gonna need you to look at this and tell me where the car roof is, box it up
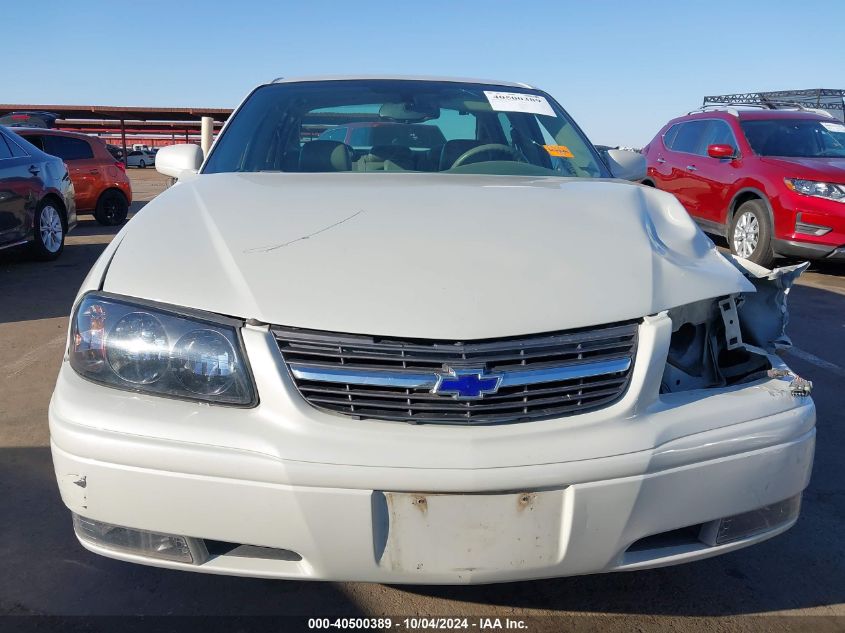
[733,109,835,121]
[679,109,833,123]
[269,75,535,89]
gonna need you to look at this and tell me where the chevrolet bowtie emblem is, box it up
[432,367,503,399]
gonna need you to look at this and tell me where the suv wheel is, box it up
[95,190,129,225]
[729,200,775,268]
[30,200,65,260]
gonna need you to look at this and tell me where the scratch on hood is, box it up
[244,210,364,254]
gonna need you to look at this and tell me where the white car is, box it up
[126,149,155,168]
[50,76,815,584]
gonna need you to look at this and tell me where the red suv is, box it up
[643,109,845,266]
[13,129,132,225]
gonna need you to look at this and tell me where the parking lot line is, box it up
[785,347,845,380]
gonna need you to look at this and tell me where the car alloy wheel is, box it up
[733,211,759,258]
[40,205,64,253]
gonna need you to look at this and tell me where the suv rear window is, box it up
[19,134,45,151]
[44,135,94,160]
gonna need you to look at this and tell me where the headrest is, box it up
[368,145,414,169]
[439,139,483,170]
[299,140,352,172]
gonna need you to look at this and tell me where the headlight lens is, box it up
[784,178,845,202]
[106,312,170,384]
[172,329,238,395]
[70,293,255,406]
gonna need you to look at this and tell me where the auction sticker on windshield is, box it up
[544,144,574,158]
[484,91,556,116]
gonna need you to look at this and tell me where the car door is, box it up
[663,120,710,218]
[685,119,742,227]
[649,123,679,189]
[0,131,38,246]
[44,135,97,210]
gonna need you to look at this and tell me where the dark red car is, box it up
[13,129,132,225]
[643,109,845,266]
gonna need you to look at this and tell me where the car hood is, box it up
[760,155,845,179]
[103,173,752,339]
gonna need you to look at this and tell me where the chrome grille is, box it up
[273,321,639,425]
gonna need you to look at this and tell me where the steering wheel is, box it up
[451,143,519,168]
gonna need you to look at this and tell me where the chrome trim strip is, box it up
[289,364,437,388]
[499,357,631,386]
[289,357,631,390]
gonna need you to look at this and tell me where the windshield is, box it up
[203,80,607,178]
[741,118,845,158]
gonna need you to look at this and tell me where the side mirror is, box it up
[605,148,646,181]
[707,144,736,159]
[155,144,204,179]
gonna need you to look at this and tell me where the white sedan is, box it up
[50,76,815,584]
[125,149,155,168]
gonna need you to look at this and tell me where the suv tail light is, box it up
[114,161,126,172]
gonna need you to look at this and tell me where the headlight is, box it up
[70,293,256,406]
[784,178,845,202]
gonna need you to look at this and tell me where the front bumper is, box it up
[49,315,816,584]
[773,190,845,259]
[774,239,845,261]
[52,427,814,584]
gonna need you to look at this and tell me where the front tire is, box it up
[94,190,129,225]
[30,200,65,261]
[139,160,146,169]
[730,200,775,268]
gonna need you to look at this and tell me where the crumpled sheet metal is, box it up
[725,255,810,353]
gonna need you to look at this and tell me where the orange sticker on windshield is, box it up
[544,145,574,158]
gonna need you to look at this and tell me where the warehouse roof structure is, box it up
[0,103,235,156]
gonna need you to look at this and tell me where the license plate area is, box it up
[375,489,566,574]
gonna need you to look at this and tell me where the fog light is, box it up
[72,514,199,563]
[795,213,832,236]
[700,495,802,546]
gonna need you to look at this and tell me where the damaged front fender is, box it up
[661,256,810,394]
[725,256,810,353]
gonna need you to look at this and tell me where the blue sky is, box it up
[6,0,844,147]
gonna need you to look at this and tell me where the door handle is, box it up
[28,165,40,175]
[88,169,99,174]
[656,157,666,164]
[686,164,697,171]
